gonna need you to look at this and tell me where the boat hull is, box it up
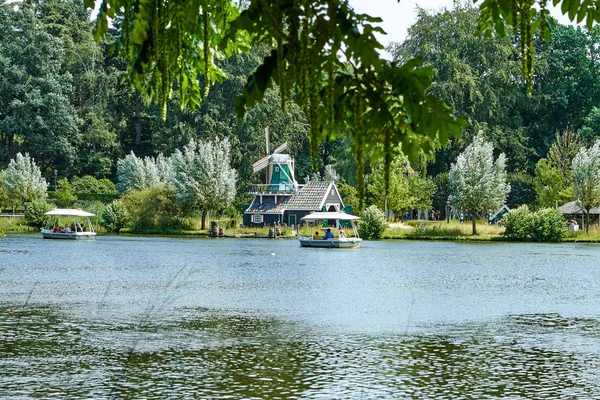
[41,230,96,240]
[298,236,362,248]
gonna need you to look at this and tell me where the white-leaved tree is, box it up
[305,164,339,183]
[449,134,510,235]
[571,139,600,232]
[170,138,236,229]
[116,151,173,194]
[1,153,47,208]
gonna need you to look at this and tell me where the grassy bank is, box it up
[563,225,600,242]
[382,219,600,242]
[0,216,36,234]
[382,220,505,241]
[6,216,600,243]
[117,226,296,238]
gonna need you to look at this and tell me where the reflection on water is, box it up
[1,235,600,398]
[1,306,599,398]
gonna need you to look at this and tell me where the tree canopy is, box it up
[449,134,510,234]
[572,139,600,232]
[89,0,471,207]
[1,153,48,207]
[3,0,600,219]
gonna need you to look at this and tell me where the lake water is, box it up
[1,234,599,398]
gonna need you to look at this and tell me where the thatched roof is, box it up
[558,201,600,215]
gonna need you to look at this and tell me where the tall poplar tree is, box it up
[450,134,510,235]
[1,153,48,208]
[572,140,600,232]
[170,138,236,229]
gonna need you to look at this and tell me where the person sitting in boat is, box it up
[53,226,59,233]
[314,231,321,239]
[338,229,346,238]
[324,228,334,239]
[64,226,71,233]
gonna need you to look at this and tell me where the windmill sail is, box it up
[252,155,270,173]
[272,142,287,154]
[265,126,269,155]
[251,127,294,187]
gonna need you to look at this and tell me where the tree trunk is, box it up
[586,208,590,233]
[7,133,14,162]
[135,92,141,145]
[201,210,208,230]
[472,215,477,235]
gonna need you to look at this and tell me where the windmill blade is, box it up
[265,126,270,155]
[252,155,270,173]
[272,142,287,154]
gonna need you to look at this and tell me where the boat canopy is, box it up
[300,211,360,221]
[45,208,95,217]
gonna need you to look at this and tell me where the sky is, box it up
[349,0,576,51]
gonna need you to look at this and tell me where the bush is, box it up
[77,193,119,203]
[121,187,182,232]
[97,178,117,194]
[503,205,566,242]
[357,205,387,239]
[0,178,10,209]
[55,178,77,207]
[530,208,566,242]
[502,205,533,241]
[24,200,53,228]
[101,200,128,233]
[71,175,99,194]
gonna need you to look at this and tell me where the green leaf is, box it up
[577,4,587,24]
[568,0,580,21]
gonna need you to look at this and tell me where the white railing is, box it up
[249,184,302,195]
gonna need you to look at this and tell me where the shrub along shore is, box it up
[381,220,600,243]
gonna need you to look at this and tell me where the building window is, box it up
[253,214,261,224]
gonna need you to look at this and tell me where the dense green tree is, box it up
[368,154,434,219]
[547,129,583,183]
[1,0,600,219]
[524,25,600,158]
[0,3,80,172]
[506,173,536,206]
[534,159,573,209]
[432,172,451,216]
[91,0,469,207]
[121,186,181,232]
[368,156,409,218]
[389,5,528,174]
[0,176,9,209]
[55,178,78,207]
[337,181,359,214]
[70,175,116,194]
[90,0,600,189]
[579,108,600,145]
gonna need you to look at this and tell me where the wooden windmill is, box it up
[252,127,297,190]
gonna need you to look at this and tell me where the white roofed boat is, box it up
[298,211,362,249]
[40,208,97,240]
